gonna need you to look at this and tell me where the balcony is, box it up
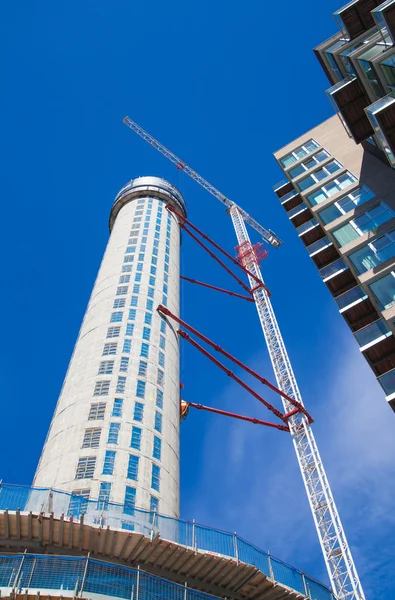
[308,236,333,257]
[327,76,374,143]
[365,92,395,167]
[320,257,349,280]
[372,0,395,45]
[280,189,299,204]
[334,0,383,40]
[320,257,359,295]
[335,285,368,311]
[288,202,309,220]
[296,217,319,236]
[378,368,395,407]
[282,191,303,212]
[273,179,294,198]
[354,318,392,350]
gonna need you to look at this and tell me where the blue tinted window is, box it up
[136,380,146,399]
[103,451,116,475]
[131,427,142,450]
[124,486,136,516]
[134,402,144,422]
[112,398,123,417]
[108,423,120,444]
[141,343,149,358]
[127,455,139,480]
[151,464,160,491]
[123,339,131,353]
[153,436,161,460]
[154,411,162,433]
[156,389,163,409]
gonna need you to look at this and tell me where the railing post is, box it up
[233,533,239,563]
[192,519,196,551]
[267,551,274,580]
[136,565,140,600]
[184,581,188,600]
[13,549,26,590]
[79,553,90,598]
[301,573,309,597]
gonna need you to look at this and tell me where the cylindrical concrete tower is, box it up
[34,177,186,518]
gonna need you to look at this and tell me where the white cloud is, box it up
[182,331,395,597]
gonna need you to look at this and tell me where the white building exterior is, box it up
[34,177,186,518]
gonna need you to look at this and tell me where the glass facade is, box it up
[318,186,375,224]
[280,139,319,168]
[369,271,395,309]
[332,203,395,246]
[307,173,357,205]
[349,229,395,273]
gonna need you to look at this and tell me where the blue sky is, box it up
[1,0,394,597]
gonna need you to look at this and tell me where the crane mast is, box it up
[123,117,366,600]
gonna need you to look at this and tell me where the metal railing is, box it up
[335,286,368,311]
[354,318,391,348]
[0,483,333,600]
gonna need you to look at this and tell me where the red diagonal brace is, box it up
[167,204,271,297]
[181,276,254,302]
[158,305,313,424]
[186,401,290,432]
[178,329,286,422]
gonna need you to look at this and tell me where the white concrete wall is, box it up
[34,178,183,518]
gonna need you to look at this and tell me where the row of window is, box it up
[68,486,159,522]
[83,413,163,450]
[75,454,161,491]
[88,389,164,422]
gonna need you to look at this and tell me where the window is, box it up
[296,160,342,191]
[98,360,114,375]
[153,436,161,460]
[332,203,395,247]
[143,327,151,341]
[157,369,164,387]
[103,343,117,356]
[165,254,169,264]
[116,376,126,394]
[137,263,143,272]
[130,296,138,307]
[119,275,130,284]
[307,173,357,206]
[349,230,395,274]
[154,411,162,433]
[144,313,152,325]
[75,457,96,480]
[108,422,121,444]
[113,299,125,309]
[133,217,142,223]
[131,426,142,450]
[138,253,145,261]
[136,380,146,398]
[68,490,90,517]
[370,271,395,310]
[156,389,163,409]
[150,266,157,275]
[97,482,111,510]
[122,265,132,273]
[102,450,116,475]
[148,287,155,298]
[159,335,166,350]
[127,455,139,480]
[124,255,134,263]
[149,276,155,286]
[162,295,167,307]
[112,398,123,417]
[153,240,159,248]
[160,320,166,334]
[140,343,149,358]
[129,309,136,321]
[126,323,134,336]
[150,496,159,514]
[318,186,375,224]
[151,257,157,266]
[164,273,168,284]
[158,351,165,367]
[125,246,136,254]
[135,273,142,282]
[110,311,123,323]
[153,247,158,256]
[116,286,128,295]
[134,401,144,422]
[280,139,320,168]
[151,464,160,491]
[164,263,169,273]
[107,327,120,338]
[288,150,330,178]
[82,427,101,448]
[138,360,147,376]
[93,380,110,396]
[146,299,153,311]
[124,486,136,516]
[133,284,140,293]
[119,357,129,372]
[131,224,139,230]
[163,284,168,295]
[123,339,131,353]
[89,402,106,420]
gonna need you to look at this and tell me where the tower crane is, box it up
[123,117,366,600]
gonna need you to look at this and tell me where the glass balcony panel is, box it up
[273,178,289,192]
[369,271,395,310]
[354,318,391,348]
[319,258,348,280]
[296,218,319,236]
[378,368,395,396]
[288,203,308,219]
[335,286,368,310]
[318,204,342,225]
[308,237,332,256]
[365,92,395,167]
[280,189,299,204]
